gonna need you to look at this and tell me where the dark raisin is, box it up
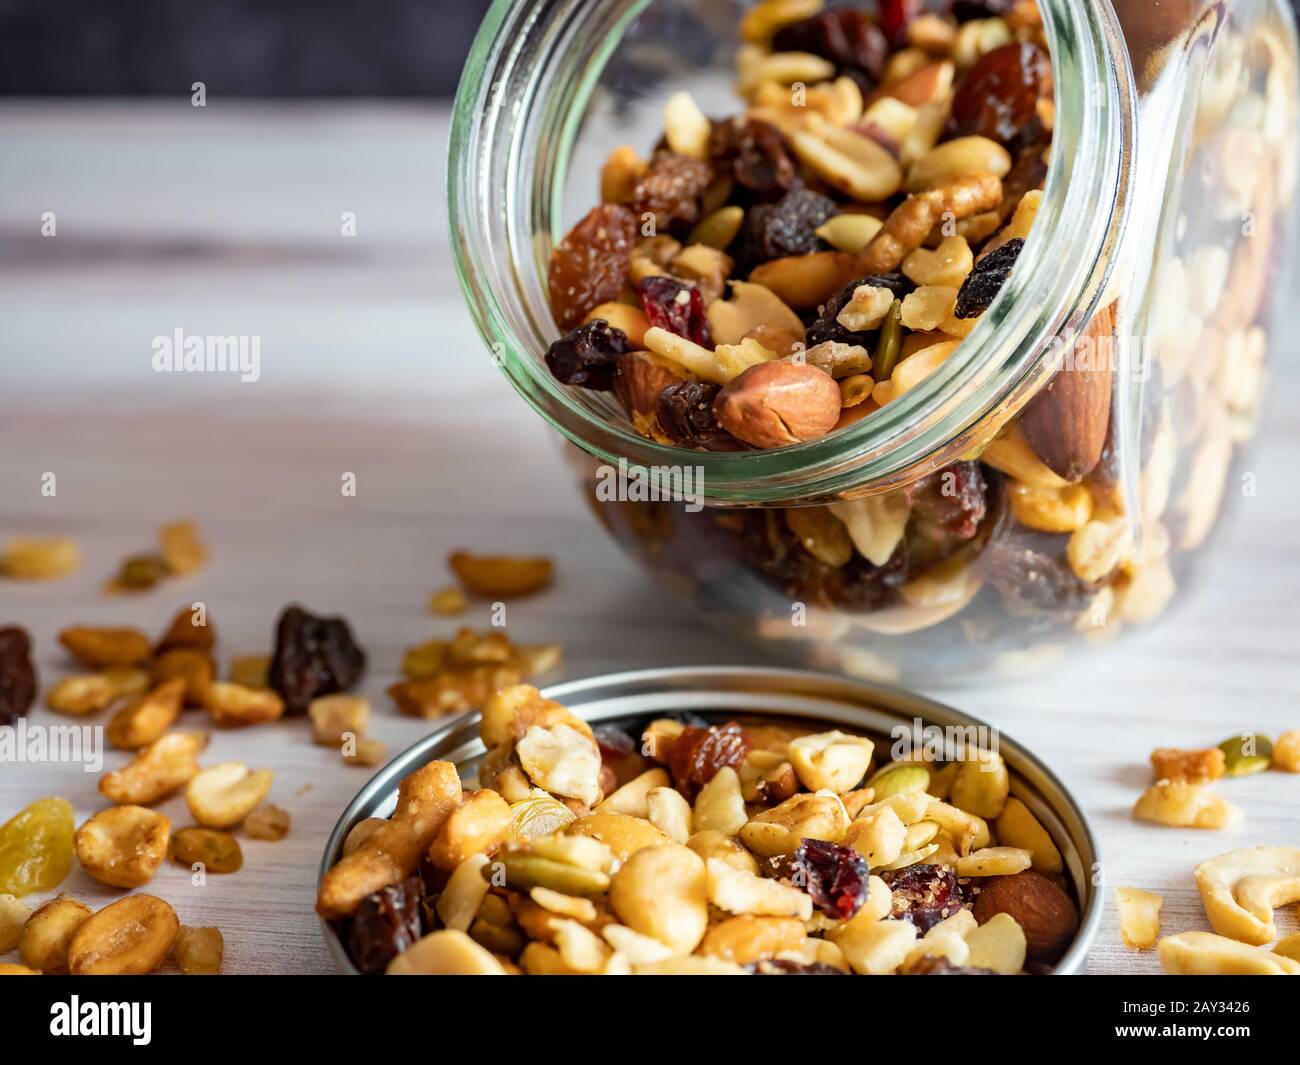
[880,863,966,933]
[547,204,638,331]
[951,0,1013,22]
[667,721,751,800]
[545,319,631,391]
[789,839,871,920]
[981,535,1093,616]
[709,117,800,202]
[629,152,714,235]
[747,958,850,975]
[593,724,637,763]
[954,238,1024,319]
[907,461,988,540]
[806,272,915,347]
[734,188,839,274]
[904,956,1000,975]
[637,276,713,347]
[268,605,367,716]
[0,627,37,727]
[346,877,423,975]
[949,43,1050,145]
[657,380,746,451]
[772,9,888,84]
[999,140,1050,215]
[740,510,909,611]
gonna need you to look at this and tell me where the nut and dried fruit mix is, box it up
[537,0,1295,679]
[320,684,1080,975]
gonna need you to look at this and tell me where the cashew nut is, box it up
[1195,846,1300,945]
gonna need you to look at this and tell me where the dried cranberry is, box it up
[658,380,746,451]
[748,958,849,975]
[709,117,800,202]
[667,721,751,800]
[629,152,714,234]
[790,839,871,920]
[268,605,367,716]
[950,0,1013,22]
[346,877,423,975]
[878,0,921,44]
[880,863,966,932]
[954,238,1024,319]
[0,627,37,727]
[905,956,1000,975]
[907,461,988,540]
[949,42,1050,145]
[734,188,839,273]
[637,276,713,347]
[545,319,631,391]
[806,273,914,347]
[772,9,888,84]
[547,204,638,331]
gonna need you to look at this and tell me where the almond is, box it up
[713,361,841,449]
[1020,302,1115,482]
[874,59,954,108]
[972,870,1078,964]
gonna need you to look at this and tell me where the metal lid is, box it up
[320,666,1102,974]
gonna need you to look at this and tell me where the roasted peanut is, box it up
[202,681,285,727]
[100,730,208,805]
[308,693,371,745]
[106,679,185,749]
[387,929,508,975]
[700,915,806,965]
[47,674,116,716]
[448,551,552,598]
[59,626,152,669]
[429,789,512,871]
[68,895,179,975]
[151,647,214,705]
[1,536,81,580]
[185,762,274,829]
[18,895,92,973]
[609,844,708,955]
[1133,780,1241,829]
[74,805,170,888]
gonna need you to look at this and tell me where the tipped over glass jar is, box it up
[451,0,1298,685]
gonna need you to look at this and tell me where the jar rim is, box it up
[449,0,1136,504]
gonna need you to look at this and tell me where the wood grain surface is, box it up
[1,104,1297,974]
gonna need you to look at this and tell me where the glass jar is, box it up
[450,0,1298,686]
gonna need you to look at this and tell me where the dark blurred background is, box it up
[0,0,495,96]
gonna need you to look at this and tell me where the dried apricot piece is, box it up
[0,797,75,897]
[547,204,638,331]
[68,895,179,975]
[448,551,554,598]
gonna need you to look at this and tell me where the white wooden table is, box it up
[1,103,1297,974]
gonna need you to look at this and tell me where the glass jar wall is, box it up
[451,0,1297,685]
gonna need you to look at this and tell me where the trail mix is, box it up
[321,684,1081,975]
[540,0,1294,677]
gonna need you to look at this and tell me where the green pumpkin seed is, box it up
[868,764,930,799]
[689,206,745,250]
[873,299,904,379]
[485,855,610,897]
[1218,733,1273,777]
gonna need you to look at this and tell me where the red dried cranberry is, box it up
[880,863,966,933]
[637,276,713,347]
[268,605,366,716]
[709,117,801,202]
[346,876,423,975]
[547,204,638,331]
[878,0,921,44]
[954,238,1024,319]
[949,43,1050,144]
[0,627,37,727]
[748,958,849,975]
[545,318,631,391]
[790,839,871,920]
[906,461,988,540]
[667,721,751,800]
[772,9,888,83]
[629,152,714,234]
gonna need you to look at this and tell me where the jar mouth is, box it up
[450,0,1135,504]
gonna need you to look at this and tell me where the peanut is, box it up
[18,895,92,973]
[74,805,170,889]
[59,626,152,668]
[100,730,208,805]
[68,895,179,975]
[609,844,709,955]
[106,679,185,749]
